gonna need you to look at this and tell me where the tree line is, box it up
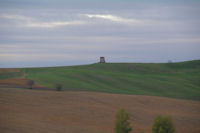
[27,80,63,91]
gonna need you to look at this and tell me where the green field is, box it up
[1,60,200,100]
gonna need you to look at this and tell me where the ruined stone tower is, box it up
[100,57,105,63]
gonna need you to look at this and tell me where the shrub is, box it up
[27,80,34,89]
[114,108,132,133]
[152,116,175,133]
[56,84,62,91]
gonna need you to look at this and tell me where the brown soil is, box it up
[0,78,46,89]
[0,87,199,133]
[0,78,29,87]
[0,68,20,73]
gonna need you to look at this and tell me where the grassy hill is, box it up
[1,60,200,100]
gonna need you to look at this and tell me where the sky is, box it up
[0,0,200,68]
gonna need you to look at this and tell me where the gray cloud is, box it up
[0,14,86,28]
[0,0,200,67]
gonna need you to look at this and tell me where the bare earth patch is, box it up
[0,68,20,73]
[0,78,46,89]
[0,87,199,133]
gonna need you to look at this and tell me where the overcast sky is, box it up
[0,0,200,68]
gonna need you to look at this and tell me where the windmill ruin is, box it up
[100,57,105,63]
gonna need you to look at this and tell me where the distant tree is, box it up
[168,60,173,64]
[168,60,173,63]
[114,108,132,133]
[152,116,175,133]
[56,84,62,91]
[27,80,34,89]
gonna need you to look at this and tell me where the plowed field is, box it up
[0,87,199,133]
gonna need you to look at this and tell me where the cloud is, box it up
[0,14,34,21]
[26,21,86,28]
[0,13,145,28]
[82,14,140,24]
[0,14,86,28]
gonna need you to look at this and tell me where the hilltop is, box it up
[0,60,200,100]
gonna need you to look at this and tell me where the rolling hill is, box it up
[0,60,200,100]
